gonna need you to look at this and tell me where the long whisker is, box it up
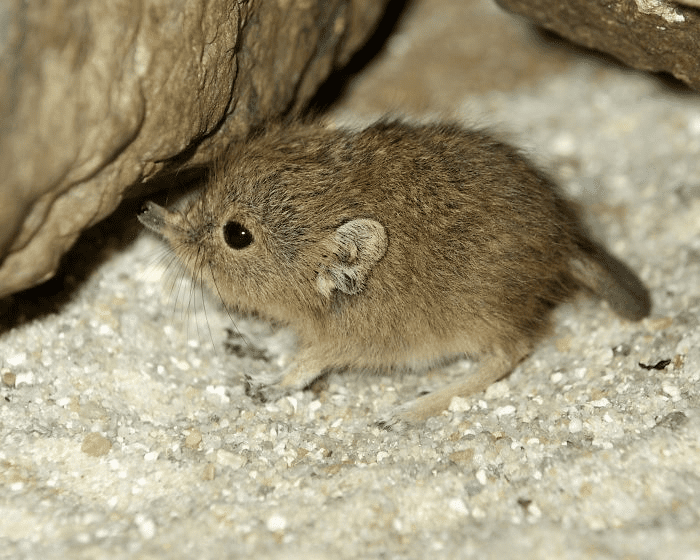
[208,261,251,351]
[187,245,201,342]
[198,255,217,352]
[170,242,192,321]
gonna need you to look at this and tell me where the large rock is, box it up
[496,0,700,91]
[0,0,389,297]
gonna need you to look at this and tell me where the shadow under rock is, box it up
[306,0,413,113]
[0,168,207,333]
[0,199,144,332]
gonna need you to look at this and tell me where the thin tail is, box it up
[569,243,651,321]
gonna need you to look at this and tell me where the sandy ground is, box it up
[2,0,700,558]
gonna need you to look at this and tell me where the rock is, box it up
[496,0,700,91]
[0,0,389,297]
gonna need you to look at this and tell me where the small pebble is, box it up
[81,433,112,457]
[495,405,516,417]
[569,418,583,433]
[2,371,16,387]
[662,385,680,400]
[202,463,216,481]
[216,449,247,469]
[448,498,469,516]
[6,353,26,366]
[135,514,156,539]
[185,429,203,449]
[266,514,287,532]
[448,396,471,412]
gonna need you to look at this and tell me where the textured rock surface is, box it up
[0,0,388,297]
[496,0,700,91]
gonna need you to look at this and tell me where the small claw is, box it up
[243,371,288,404]
[375,413,411,432]
[243,374,268,402]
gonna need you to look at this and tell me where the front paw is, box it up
[376,406,414,432]
[376,394,441,431]
[243,357,328,407]
[243,371,286,403]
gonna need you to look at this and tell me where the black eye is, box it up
[223,221,253,249]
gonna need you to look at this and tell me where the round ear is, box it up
[316,219,387,298]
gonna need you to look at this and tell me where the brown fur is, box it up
[139,120,650,428]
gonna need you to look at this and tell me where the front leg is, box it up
[244,347,327,403]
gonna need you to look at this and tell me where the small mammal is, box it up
[139,120,650,428]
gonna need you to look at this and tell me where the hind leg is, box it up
[377,349,527,430]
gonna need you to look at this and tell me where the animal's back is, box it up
[320,122,585,358]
